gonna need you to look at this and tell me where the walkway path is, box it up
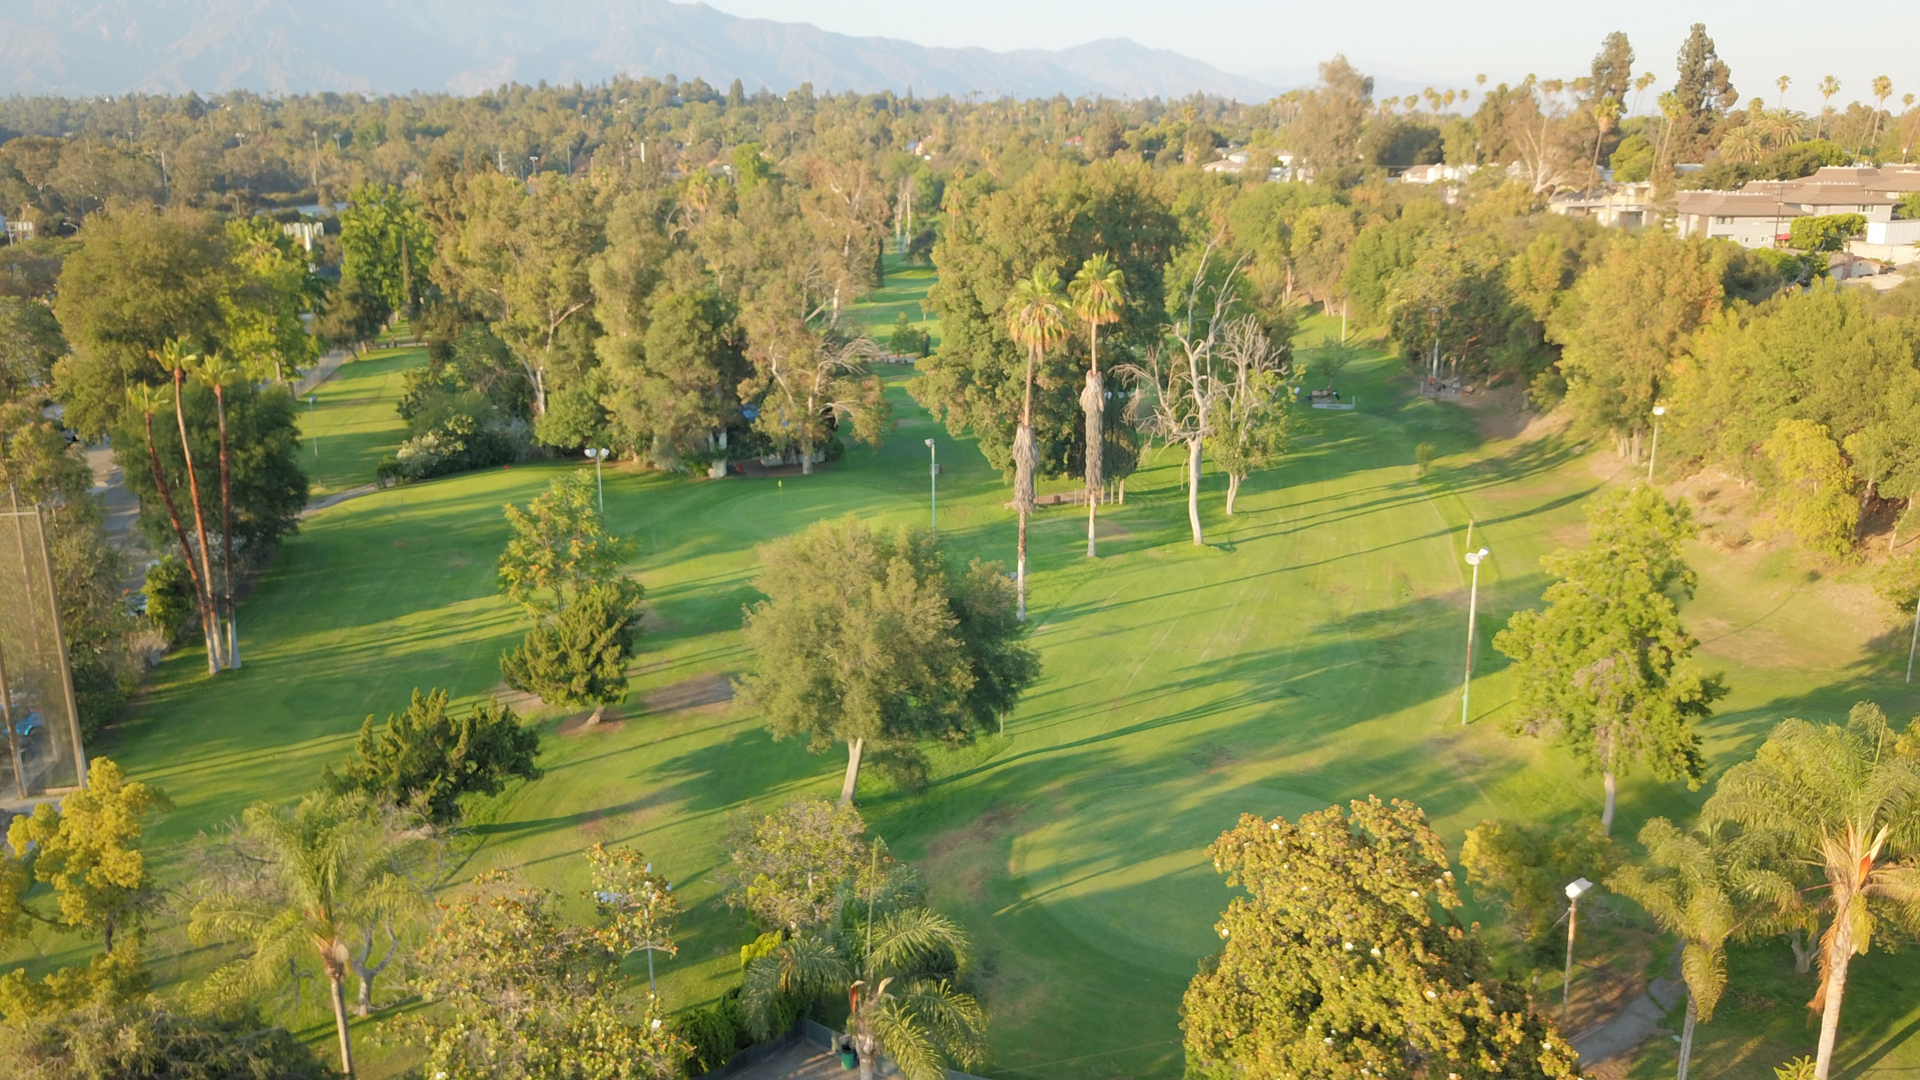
[1572,976,1686,1067]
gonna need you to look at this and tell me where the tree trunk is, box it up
[1791,926,1817,974]
[1227,473,1242,515]
[1187,436,1204,545]
[839,737,864,806]
[328,972,355,1077]
[802,439,814,475]
[143,414,215,667]
[215,386,239,669]
[173,369,223,673]
[1016,509,1028,621]
[1814,917,1854,1080]
[1677,992,1697,1080]
[1601,770,1617,834]
[1082,364,1103,559]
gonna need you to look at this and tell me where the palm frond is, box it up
[868,908,970,978]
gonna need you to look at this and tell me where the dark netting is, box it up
[1,492,85,801]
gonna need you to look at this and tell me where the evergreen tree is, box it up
[324,687,543,825]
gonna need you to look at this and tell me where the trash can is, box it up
[838,1038,858,1070]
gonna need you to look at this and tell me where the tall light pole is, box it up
[1563,877,1595,1027]
[307,394,318,462]
[1906,589,1920,683]
[1647,405,1666,481]
[926,439,939,529]
[1461,547,1489,726]
[587,447,610,514]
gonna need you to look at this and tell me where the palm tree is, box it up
[191,352,244,669]
[154,339,224,673]
[1868,76,1894,155]
[127,382,218,673]
[744,907,986,1080]
[1589,96,1624,196]
[1001,268,1067,621]
[1756,109,1808,149]
[189,794,430,1078]
[1068,255,1125,559]
[1816,76,1841,139]
[1777,75,1792,108]
[1610,819,1746,1080]
[1718,126,1766,165]
[1702,704,1920,1080]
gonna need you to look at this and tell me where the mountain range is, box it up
[0,0,1279,101]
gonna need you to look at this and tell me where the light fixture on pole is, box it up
[1648,405,1666,481]
[587,447,610,513]
[1461,547,1489,726]
[926,439,939,529]
[1562,877,1595,1026]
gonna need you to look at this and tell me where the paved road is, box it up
[1573,976,1687,1067]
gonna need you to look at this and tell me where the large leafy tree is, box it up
[3,759,170,1015]
[501,581,643,715]
[915,160,1179,479]
[1546,233,1727,459]
[601,286,748,467]
[496,472,636,618]
[0,1000,332,1080]
[716,798,898,934]
[323,687,542,825]
[51,207,228,438]
[1669,24,1739,160]
[431,171,605,416]
[744,315,891,475]
[1493,486,1725,831]
[1182,797,1580,1080]
[410,861,689,1080]
[340,182,433,319]
[1204,319,1291,515]
[738,517,1037,804]
[222,217,322,386]
[1703,704,1920,1080]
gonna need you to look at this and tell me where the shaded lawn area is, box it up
[26,314,1920,1079]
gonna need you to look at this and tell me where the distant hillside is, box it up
[0,0,1278,101]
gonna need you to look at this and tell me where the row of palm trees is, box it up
[128,339,247,676]
[1718,74,1906,163]
[1609,705,1920,1080]
[1000,254,1125,618]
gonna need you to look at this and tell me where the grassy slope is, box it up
[297,346,429,495]
[22,258,1920,1077]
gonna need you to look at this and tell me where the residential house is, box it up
[1676,165,1920,259]
[1203,147,1301,182]
[1549,181,1656,228]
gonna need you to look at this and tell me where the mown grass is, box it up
[14,277,1920,1078]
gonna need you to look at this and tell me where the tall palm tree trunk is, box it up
[327,968,355,1077]
[1013,348,1038,621]
[172,369,223,672]
[143,412,216,672]
[214,385,239,669]
[1082,327,1103,558]
[1813,908,1855,1080]
[1677,993,1698,1080]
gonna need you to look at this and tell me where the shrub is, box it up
[322,687,543,825]
[141,556,195,645]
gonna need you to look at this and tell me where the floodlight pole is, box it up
[1906,589,1919,683]
[926,439,938,529]
[308,394,318,461]
[1462,548,1489,725]
[1563,877,1594,1027]
[590,448,609,514]
[1648,405,1666,480]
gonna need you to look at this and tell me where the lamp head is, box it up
[1565,877,1595,900]
[1465,547,1489,566]
[1652,405,1666,416]
[925,438,935,448]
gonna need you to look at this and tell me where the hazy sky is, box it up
[707,0,1917,113]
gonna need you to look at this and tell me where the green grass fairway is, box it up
[845,254,940,352]
[35,311,1920,1079]
[297,347,428,495]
